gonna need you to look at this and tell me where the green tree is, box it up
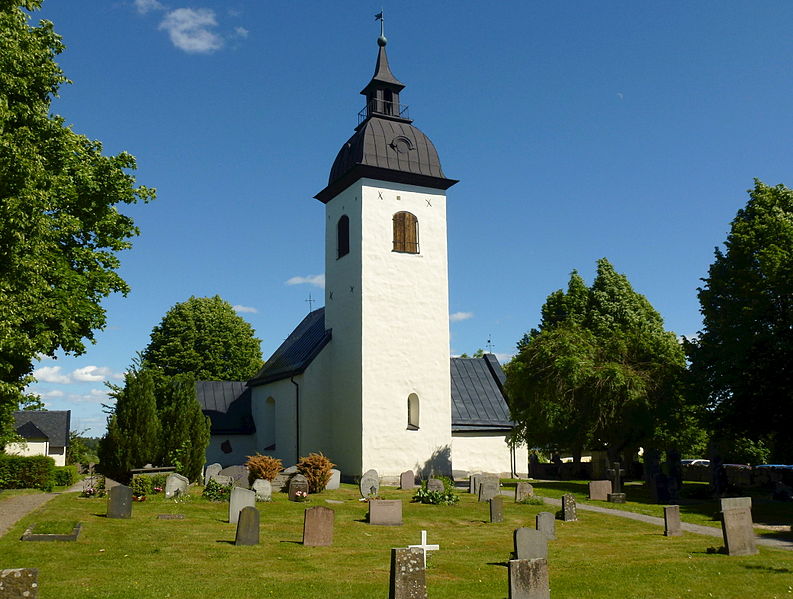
[141,296,263,382]
[66,429,99,465]
[687,180,793,462]
[505,259,689,461]
[158,373,211,481]
[98,368,161,481]
[0,1,153,445]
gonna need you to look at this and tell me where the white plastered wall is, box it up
[5,439,66,467]
[451,432,529,478]
[205,434,256,468]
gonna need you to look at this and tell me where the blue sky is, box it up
[25,1,793,436]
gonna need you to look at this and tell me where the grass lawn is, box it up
[1,484,792,598]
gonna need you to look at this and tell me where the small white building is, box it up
[196,33,527,481]
[6,410,70,467]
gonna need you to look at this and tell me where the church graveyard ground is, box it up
[1,480,791,599]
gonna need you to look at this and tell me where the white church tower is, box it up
[314,30,458,479]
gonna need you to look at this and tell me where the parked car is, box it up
[680,459,710,466]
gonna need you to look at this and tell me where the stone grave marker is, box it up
[270,471,292,493]
[229,487,256,525]
[426,478,444,492]
[107,484,133,519]
[588,480,612,501]
[514,527,548,560]
[389,547,426,599]
[303,506,334,546]
[607,462,627,503]
[664,505,682,537]
[490,496,504,523]
[515,482,534,502]
[720,497,752,511]
[204,463,222,482]
[0,568,39,599]
[326,469,341,490]
[469,473,482,494]
[360,469,380,498]
[234,505,259,546]
[252,478,272,501]
[536,512,556,540]
[156,514,184,520]
[478,476,499,502]
[369,499,403,526]
[219,465,249,488]
[408,530,439,568]
[288,474,310,501]
[508,558,550,599]
[400,470,416,490]
[721,506,757,556]
[164,473,189,499]
[283,465,299,474]
[560,494,577,521]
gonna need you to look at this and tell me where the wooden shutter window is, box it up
[393,211,419,254]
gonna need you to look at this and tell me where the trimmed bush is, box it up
[246,454,282,484]
[150,473,168,493]
[202,477,233,502]
[53,465,79,487]
[297,452,335,493]
[411,477,459,505]
[0,454,56,490]
[130,475,153,497]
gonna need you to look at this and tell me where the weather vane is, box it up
[486,335,494,354]
[374,9,386,45]
[306,293,316,313]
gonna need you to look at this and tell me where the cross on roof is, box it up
[408,530,439,568]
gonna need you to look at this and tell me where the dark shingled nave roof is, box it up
[195,381,255,434]
[13,410,70,446]
[450,355,514,432]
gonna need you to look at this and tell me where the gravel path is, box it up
[0,481,84,538]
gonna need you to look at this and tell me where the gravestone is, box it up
[107,484,133,519]
[211,474,233,487]
[303,506,334,546]
[400,470,416,490]
[0,568,39,599]
[720,497,751,512]
[229,487,256,525]
[426,478,444,492]
[389,547,426,599]
[560,494,577,521]
[270,471,293,493]
[536,512,556,540]
[326,469,341,490]
[490,496,504,523]
[369,499,403,526]
[721,506,757,556]
[515,482,534,502]
[408,530,439,568]
[204,463,222,482]
[514,527,547,560]
[252,479,272,501]
[288,474,310,501]
[469,473,482,494]
[360,469,380,498]
[588,480,612,501]
[664,505,682,537]
[219,465,249,488]
[156,514,184,520]
[234,506,259,546]
[164,473,189,498]
[508,558,550,599]
[478,477,499,502]
[607,462,627,503]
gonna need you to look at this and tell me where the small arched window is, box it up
[337,215,350,259]
[393,211,419,254]
[407,393,420,430]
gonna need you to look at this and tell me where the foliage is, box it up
[719,437,771,466]
[130,475,153,497]
[0,1,154,446]
[150,473,167,493]
[459,348,485,358]
[0,454,55,489]
[505,259,690,459]
[66,430,99,465]
[141,296,263,382]
[517,496,545,506]
[245,453,282,484]
[52,465,78,487]
[157,373,210,481]
[686,180,793,462]
[411,477,459,505]
[98,367,161,482]
[201,477,233,502]
[296,452,335,493]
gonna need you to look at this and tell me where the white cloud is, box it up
[494,352,514,364]
[134,0,165,14]
[286,274,326,289]
[234,26,249,39]
[233,304,258,314]
[159,8,223,54]
[33,366,71,384]
[29,389,65,399]
[67,389,110,404]
[449,311,474,322]
[72,365,119,383]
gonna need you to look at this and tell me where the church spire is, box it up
[360,14,408,122]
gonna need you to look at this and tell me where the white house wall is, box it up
[451,432,529,478]
[205,434,256,468]
[5,439,66,467]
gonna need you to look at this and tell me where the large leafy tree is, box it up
[0,1,153,445]
[141,295,263,381]
[505,259,689,461]
[687,180,793,462]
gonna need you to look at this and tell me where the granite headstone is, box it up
[229,487,256,525]
[204,463,222,482]
[515,482,534,502]
[326,469,341,490]
[252,478,272,501]
[536,512,556,540]
[164,473,189,499]
[219,465,249,488]
[508,558,550,599]
[514,527,547,560]
[303,506,334,546]
[664,505,682,537]
[426,478,444,493]
[389,547,426,599]
[588,480,612,501]
[369,499,403,526]
[721,506,758,556]
[478,477,499,502]
[400,470,416,490]
[0,568,39,599]
[288,474,310,501]
[490,495,504,523]
[561,494,577,521]
[234,506,259,546]
[107,484,133,519]
[360,469,380,498]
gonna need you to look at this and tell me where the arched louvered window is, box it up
[407,393,420,430]
[393,211,419,254]
[337,215,349,259]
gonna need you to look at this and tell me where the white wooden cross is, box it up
[408,530,439,568]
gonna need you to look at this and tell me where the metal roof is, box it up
[360,43,405,93]
[450,356,514,432]
[13,410,70,446]
[248,308,331,386]
[195,381,255,434]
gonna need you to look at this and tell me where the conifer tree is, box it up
[158,373,211,481]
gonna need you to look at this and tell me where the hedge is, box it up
[0,454,56,490]
[53,465,79,487]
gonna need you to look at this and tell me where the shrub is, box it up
[518,496,545,506]
[150,473,168,493]
[297,452,335,493]
[202,477,233,502]
[53,465,78,487]
[130,475,153,497]
[0,455,56,490]
[246,454,282,485]
[412,477,459,505]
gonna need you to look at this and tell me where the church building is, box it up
[197,32,528,482]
